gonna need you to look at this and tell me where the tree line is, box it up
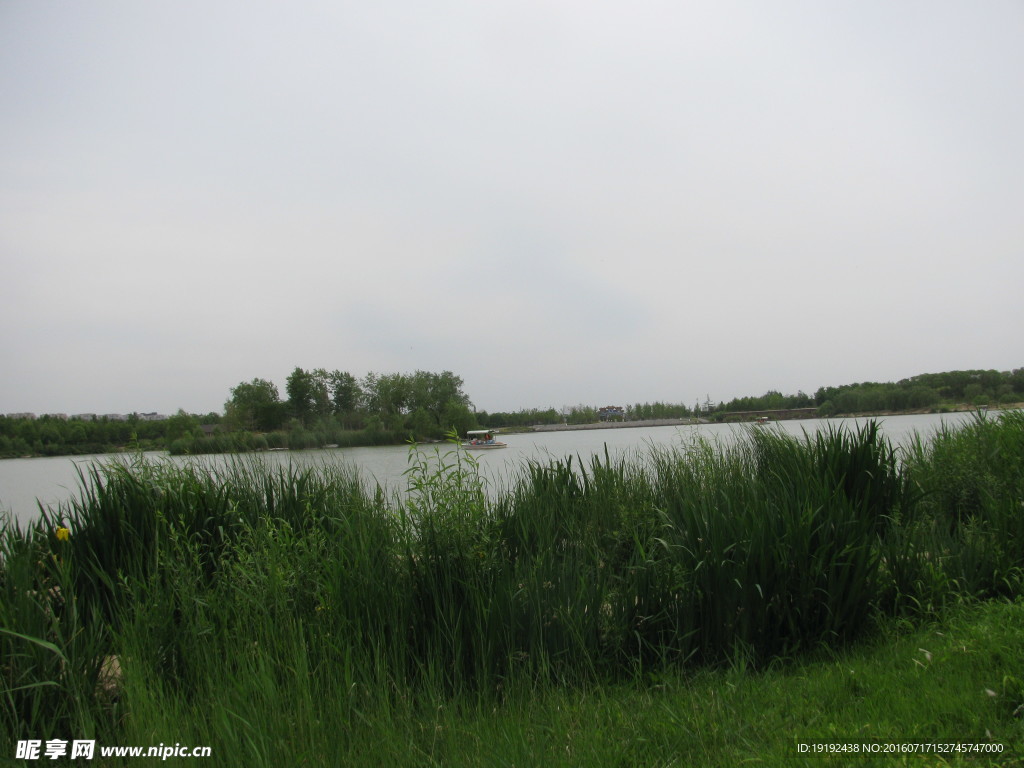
[0,367,477,458]
[477,401,698,428]
[0,410,220,458]
[1,367,1021,458]
[192,368,478,455]
[477,368,1023,427]
[813,368,1024,416]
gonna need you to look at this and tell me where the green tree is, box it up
[226,378,285,432]
[363,372,410,420]
[441,398,477,436]
[408,407,436,440]
[408,370,473,427]
[963,383,986,404]
[310,369,334,419]
[329,370,362,413]
[286,367,325,425]
[165,409,199,441]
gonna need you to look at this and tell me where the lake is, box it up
[0,411,987,528]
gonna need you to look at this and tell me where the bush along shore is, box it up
[2,411,1023,765]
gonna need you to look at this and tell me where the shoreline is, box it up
[529,417,707,432]
[4,404,1018,460]
[519,402,1019,435]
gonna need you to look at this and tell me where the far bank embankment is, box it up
[530,418,706,432]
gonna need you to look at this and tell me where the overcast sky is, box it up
[2,1,1022,416]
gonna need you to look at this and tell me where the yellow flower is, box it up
[55,527,70,542]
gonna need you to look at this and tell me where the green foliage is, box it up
[284,367,323,426]
[718,389,814,414]
[4,410,1024,760]
[564,404,599,424]
[164,367,478,454]
[8,366,1021,460]
[164,408,199,441]
[478,407,563,428]
[814,368,1023,415]
[628,401,693,420]
[897,409,1024,604]
[441,398,477,437]
[328,370,362,425]
[0,413,199,458]
[225,378,286,432]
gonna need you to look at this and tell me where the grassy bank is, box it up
[160,599,1017,767]
[2,412,1023,764]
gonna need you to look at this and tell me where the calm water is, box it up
[0,411,987,528]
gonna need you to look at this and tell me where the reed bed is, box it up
[2,412,1023,760]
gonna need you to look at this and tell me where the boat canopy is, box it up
[466,429,499,435]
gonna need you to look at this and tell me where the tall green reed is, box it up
[3,411,1024,751]
[900,409,1024,602]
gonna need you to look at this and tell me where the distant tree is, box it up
[165,409,199,441]
[226,378,285,432]
[329,370,362,414]
[441,399,477,436]
[408,370,473,427]
[67,423,87,445]
[310,369,335,419]
[963,383,986,404]
[906,386,939,409]
[408,408,436,440]
[565,405,598,425]
[363,372,410,420]
[481,407,560,428]
[1010,369,1024,395]
[286,367,327,425]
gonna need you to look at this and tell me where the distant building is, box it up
[598,406,625,421]
[138,412,168,421]
[103,414,128,421]
[43,413,69,420]
[4,413,37,420]
[72,414,97,421]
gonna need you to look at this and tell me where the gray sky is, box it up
[2,1,1022,416]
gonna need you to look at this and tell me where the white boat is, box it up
[462,429,507,450]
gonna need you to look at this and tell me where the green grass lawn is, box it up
[331,599,1024,768]
[107,599,1022,767]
